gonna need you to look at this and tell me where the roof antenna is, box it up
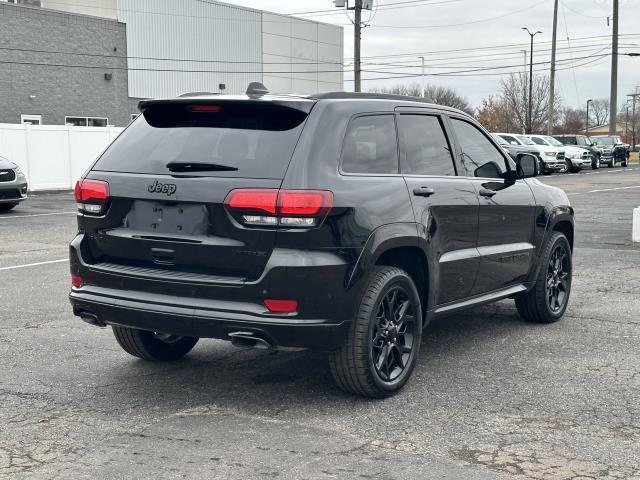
[246,82,269,98]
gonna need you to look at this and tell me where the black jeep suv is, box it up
[69,88,574,398]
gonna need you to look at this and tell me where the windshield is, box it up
[516,135,536,146]
[543,136,564,147]
[492,134,508,145]
[592,137,615,146]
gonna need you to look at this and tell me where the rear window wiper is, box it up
[166,161,238,172]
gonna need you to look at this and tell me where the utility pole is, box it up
[586,99,593,134]
[548,0,559,135]
[609,0,619,135]
[522,28,542,133]
[628,92,639,151]
[419,56,425,97]
[354,0,363,92]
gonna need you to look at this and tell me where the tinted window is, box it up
[500,135,518,144]
[531,137,547,146]
[342,115,398,174]
[93,103,308,179]
[398,115,455,176]
[451,119,508,178]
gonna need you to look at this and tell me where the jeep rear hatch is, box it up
[81,99,313,283]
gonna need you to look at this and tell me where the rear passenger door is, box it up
[447,116,537,295]
[398,113,480,305]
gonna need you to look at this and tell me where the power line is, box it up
[351,53,612,81]
[0,51,614,78]
[346,33,640,60]
[0,40,627,71]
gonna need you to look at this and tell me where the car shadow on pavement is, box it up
[93,300,539,412]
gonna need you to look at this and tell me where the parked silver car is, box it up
[0,155,28,211]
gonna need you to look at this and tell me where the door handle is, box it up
[413,186,435,197]
[478,188,497,198]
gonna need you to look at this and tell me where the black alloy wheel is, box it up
[371,286,416,382]
[515,232,572,323]
[546,244,570,313]
[329,266,422,398]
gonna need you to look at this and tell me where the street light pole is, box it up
[586,99,593,134]
[522,28,542,133]
[419,56,425,98]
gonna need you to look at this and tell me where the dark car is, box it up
[589,136,630,167]
[553,134,601,169]
[69,87,575,398]
[0,155,28,211]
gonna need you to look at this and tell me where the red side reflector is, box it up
[74,179,109,202]
[225,189,278,215]
[189,105,223,112]
[278,190,333,216]
[71,275,83,288]
[264,299,298,313]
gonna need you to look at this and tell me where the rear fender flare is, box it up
[347,223,421,289]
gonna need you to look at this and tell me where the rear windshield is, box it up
[92,103,309,179]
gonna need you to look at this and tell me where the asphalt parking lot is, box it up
[2,167,640,480]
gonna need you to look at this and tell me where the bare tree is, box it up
[369,82,473,115]
[475,95,516,132]
[588,99,610,127]
[500,73,561,133]
[556,107,587,134]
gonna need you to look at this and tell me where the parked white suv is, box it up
[528,135,592,173]
[495,133,566,174]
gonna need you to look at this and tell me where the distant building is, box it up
[584,123,634,144]
[0,0,344,126]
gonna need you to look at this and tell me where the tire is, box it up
[515,232,572,323]
[112,326,198,361]
[329,266,422,398]
[609,158,616,168]
[564,160,572,174]
[622,155,628,167]
[0,203,18,212]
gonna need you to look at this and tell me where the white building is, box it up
[30,0,345,97]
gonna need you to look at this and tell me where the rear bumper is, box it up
[68,234,359,350]
[70,288,349,350]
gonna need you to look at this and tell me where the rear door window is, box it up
[341,115,399,174]
[398,114,455,176]
[92,103,309,179]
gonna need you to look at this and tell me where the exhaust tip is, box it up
[228,331,273,350]
[79,311,106,327]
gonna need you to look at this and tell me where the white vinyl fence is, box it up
[0,123,124,191]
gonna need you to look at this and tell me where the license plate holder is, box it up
[123,201,209,236]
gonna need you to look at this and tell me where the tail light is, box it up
[71,274,83,288]
[74,179,109,215]
[225,189,333,228]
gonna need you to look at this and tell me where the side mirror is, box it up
[510,141,519,145]
[516,154,538,179]
[474,161,502,178]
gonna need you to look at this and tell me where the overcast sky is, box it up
[228,0,640,112]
